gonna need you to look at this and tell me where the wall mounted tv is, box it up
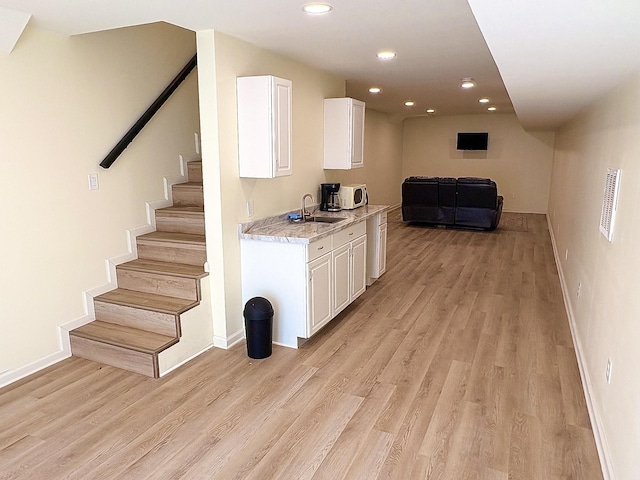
[457,132,488,150]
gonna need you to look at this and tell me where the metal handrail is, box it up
[100,54,197,169]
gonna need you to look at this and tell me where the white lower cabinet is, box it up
[240,220,367,348]
[366,211,388,285]
[378,223,388,275]
[332,234,367,316]
[307,252,332,336]
[351,235,367,299]
[332,243,351,316]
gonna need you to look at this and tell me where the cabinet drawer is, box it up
[306,235,332,262]
[380,211,388,224]
[333,221,366,248]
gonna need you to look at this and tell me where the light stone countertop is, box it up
[238,205,390,244]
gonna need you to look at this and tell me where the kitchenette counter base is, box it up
[239,205,389,348]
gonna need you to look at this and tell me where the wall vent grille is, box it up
[599,168,621,242]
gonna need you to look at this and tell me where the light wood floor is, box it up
[0,210,603,479]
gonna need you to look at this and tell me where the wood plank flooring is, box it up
[0,210,603,479]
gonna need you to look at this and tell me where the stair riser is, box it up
[155,213,205,236]
[71,161,206,377]
[136,241,206,267]
[94,300,179,337]
[188,163,203,183]
[172,186,204,208]
[70,335,158,377]
[117,269,199,301]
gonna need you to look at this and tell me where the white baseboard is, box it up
[161,344,215,377]
[387,203,401,212]
[502,208,547,214]
[0,349,70,389]
[0,155,197,390]
[546,214,614,480]
[213,328,245,349]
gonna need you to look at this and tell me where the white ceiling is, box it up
[2,0,639,130]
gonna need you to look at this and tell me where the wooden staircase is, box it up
[70,161,207,377]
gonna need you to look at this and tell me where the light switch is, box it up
[88,173,99,190]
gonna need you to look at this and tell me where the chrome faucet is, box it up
[301,193,313,220]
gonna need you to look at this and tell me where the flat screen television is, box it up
[457,132,488,151]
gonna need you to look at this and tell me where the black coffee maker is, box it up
[320,183,341,211]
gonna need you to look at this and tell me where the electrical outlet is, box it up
[194,132,200,155]
[247,201,254,217]
[606,358,612,384]
[577,282,582,298]
[510,193,515,199]
[88,173,99,190]
[565,249,568,261]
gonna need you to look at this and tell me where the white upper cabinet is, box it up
[237,75,292,178]
[323,97,365,169]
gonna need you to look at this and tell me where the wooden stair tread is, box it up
[156,206,204,215]
[137,231,206,245]
[118,259,207,278]
[96,288,198,314]
[173,182,203,189]
[71,321,178,354]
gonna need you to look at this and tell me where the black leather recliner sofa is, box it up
[402,176,503,230]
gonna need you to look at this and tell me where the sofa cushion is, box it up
[402,178,439,223]
[438,177,456,224]
[456,179,498,209]
[407,176,439,182]
[457,177,492,185]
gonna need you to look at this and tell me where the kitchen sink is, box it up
[306,216,347,224]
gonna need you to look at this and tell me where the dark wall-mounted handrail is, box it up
[100,53,198,169]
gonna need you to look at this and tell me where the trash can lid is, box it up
[244,297,274,320]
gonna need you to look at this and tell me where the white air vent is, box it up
[599,168,621,242]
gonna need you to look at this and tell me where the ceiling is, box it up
[1,0,639,130]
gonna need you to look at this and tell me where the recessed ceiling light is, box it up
[426,108,436,114]
[460,78,476,89]
[487,105,498,112]
[404,101,415,107]
[302,3,333,15]
[368,87,381,94]
[479,97,490,104]
[377,51,397,60]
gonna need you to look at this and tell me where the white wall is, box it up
[402,113,555,213]
[196,32,406,346]
[0,23,201,379]
[325,108,404,206]
[548,74,640,480]
[197,32,346,344]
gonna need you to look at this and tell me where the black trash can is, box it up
[243,297,274,359]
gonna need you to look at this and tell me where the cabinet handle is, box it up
[318,246,324,250]
[349,232,354,236]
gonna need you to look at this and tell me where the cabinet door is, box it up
[237,75,292,178]
[332,243,351,316]
[351,235,367,300]
[378,222,387,276]
[307,253,332,336]
[323,98,365,170]
[350,100,365,168]
[273,78,292,177]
